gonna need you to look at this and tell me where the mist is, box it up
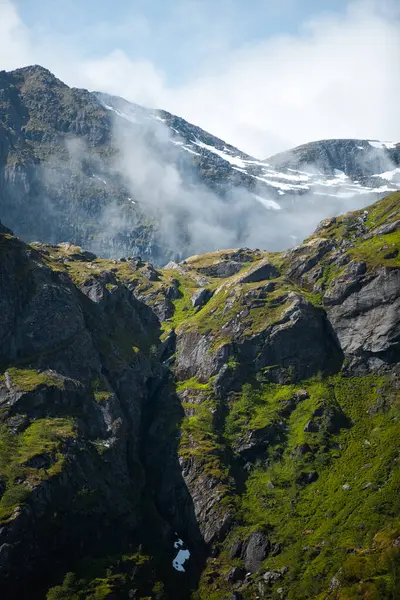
[81,106,393,264]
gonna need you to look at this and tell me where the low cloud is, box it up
[0,0,399,157]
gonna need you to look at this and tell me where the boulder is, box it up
[141,265,160,281]
[297,471,319,485]
[226,566,246,583]
[236,424,281,461]
[237,261,280,284]
[197,261,243,278]
[323,261,366,305]
[229,539,243,559]
[164,279,182,300]
[242,531,270,573]
[191,288,214,309]
[367,219,400,238]
[285,238,335,281]
[291,443,313,459]
[262,566,288,584]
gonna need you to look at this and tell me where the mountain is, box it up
[0,190,399,599]
[267,138,400,184]
[0,65,399,265]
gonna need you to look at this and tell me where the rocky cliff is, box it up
[0,191,399,599]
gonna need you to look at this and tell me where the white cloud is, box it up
[0,0,399,157]
[161,0,400,156]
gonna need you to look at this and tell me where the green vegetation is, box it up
[178,387,235,517]
[173,276,293,351]
[224,381,295,445]
[0,417,75,520]
[46,551,156,600]
[288,191,400,298]
[365,191,400,230]
[197,374,400,599]
[6,367,63,391]
[176,377,212,393]
[91,376,113,403]
[349,229,400,268]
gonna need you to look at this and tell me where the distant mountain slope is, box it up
[99,93,400,199]
[266,138,400,179]
[0,65,399,265]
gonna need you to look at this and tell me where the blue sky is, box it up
[2,1,400,156]
[15,0,350,84]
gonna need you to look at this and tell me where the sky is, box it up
[1,0,400,157]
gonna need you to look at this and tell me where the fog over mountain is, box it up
[0,65,399,265]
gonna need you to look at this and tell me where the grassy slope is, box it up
[181,192,400,599]
[196,375,400,599]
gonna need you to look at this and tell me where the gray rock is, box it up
[291,443,313,458]
[367,219,400,238]
[175,331,230,382]
[262,566,288,584]
[237,261,280,284]
[141,264,160,281]
[225,566,246,582]
[229,539,243,559]
[297,471,319,485]
[242,531,270,573]
[197,261,243,278]
[285,238,335,281]
[303,420,320,433]
[327,268,400,373]
[236,423,281,461]
[191,288,214,308]
[323,261,366,305]
[164,279,182,300]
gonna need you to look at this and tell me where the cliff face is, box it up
[0,191,399,599]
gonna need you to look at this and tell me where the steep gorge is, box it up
[0,192,399,599]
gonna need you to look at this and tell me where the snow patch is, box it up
[372,167,400,181]
[252,174,309,191]
[333,169,347,180]
[260,169,310,182]
[368,140,396,150]
[102,103,138,124]
[92,175,107,185]
[193,140,247,168]
[181,146,201,156]
[173,538,190,572]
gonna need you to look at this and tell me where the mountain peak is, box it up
[6,64,67,90]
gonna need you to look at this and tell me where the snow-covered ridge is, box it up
[368,140,396,150]
[98,94,400,206]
